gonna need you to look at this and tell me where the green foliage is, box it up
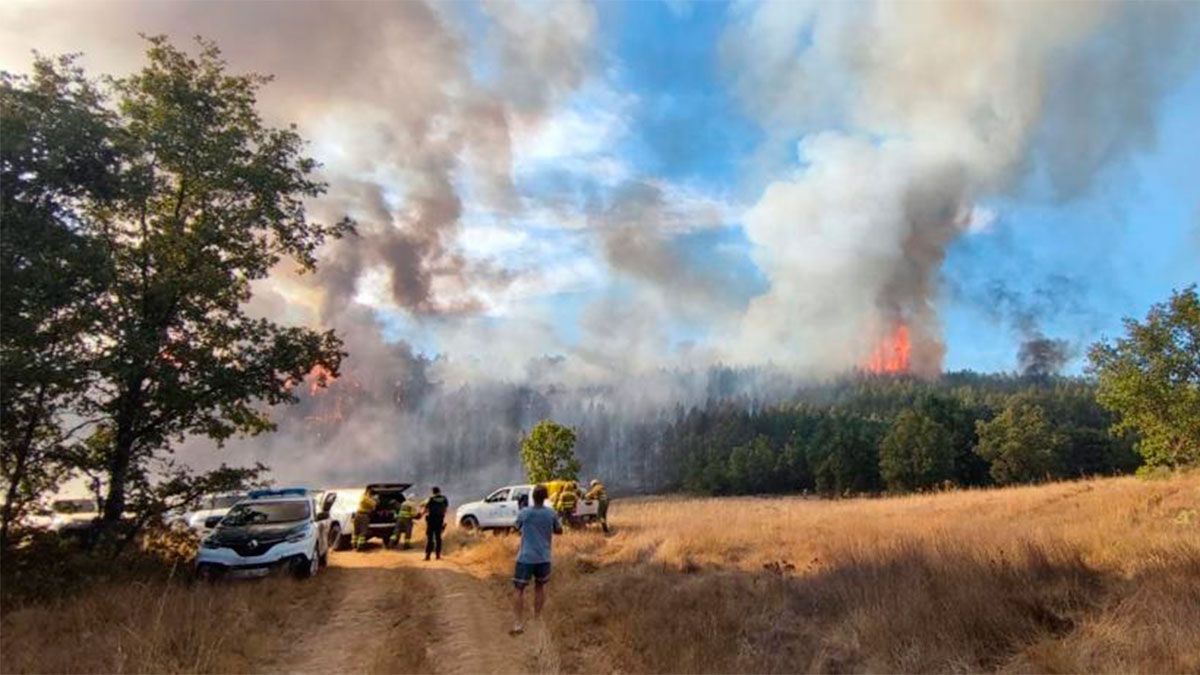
[0,37,352,536]
[879,410,955,492]
[1089,286,1200,468]
[666,373,1134,498]
[974,398,1062,485]
[520,420,581,483]
[0,56,118,546]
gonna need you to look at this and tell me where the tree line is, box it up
[660,287,1199,496]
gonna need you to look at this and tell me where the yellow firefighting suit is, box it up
[353,491,377,550]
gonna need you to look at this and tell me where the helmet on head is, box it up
[590,479,600,487]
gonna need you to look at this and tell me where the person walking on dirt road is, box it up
[421,486,449,560]
[510,484,562,635]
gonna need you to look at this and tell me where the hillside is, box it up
[2,472,1197,674]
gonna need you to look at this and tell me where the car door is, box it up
[509,486,532,518]
[311,497,329,554]
[481,488,510,527]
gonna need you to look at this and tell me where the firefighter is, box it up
[553,481,579,526]
[586,479,609,533]
[353,488,377,551]
[421,486,450,561]
[393,499,419,549]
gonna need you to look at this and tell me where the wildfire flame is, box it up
[864,323,911,374]
[307,364,337,395]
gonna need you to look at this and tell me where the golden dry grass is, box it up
[0,569,340,674]
[454,472,1200,674]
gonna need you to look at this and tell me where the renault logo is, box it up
[249,539,258,549]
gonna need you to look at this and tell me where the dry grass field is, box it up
[2,472,1197,674]
[455,472,1200,673]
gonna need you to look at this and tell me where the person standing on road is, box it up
[421,486,449,561]
[353,488,377,551]
[511,484,562,635]
[393,499,418,550]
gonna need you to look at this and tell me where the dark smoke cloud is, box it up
[1018,335,1075,378]
[593,181,739,313]
[0,0,597,317]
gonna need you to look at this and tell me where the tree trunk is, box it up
[102,375,143,526]
[1,386,48,550]
[102,428,133,525]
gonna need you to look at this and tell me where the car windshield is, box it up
[221,500,309,526]
[208,495,244,510]
[52,499,97,514]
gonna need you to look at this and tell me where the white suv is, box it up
[455,484,598,530]
[195,489,334,580]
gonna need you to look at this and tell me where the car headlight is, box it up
[285,526,311,543]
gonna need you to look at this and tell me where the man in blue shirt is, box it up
[511,483,562,635]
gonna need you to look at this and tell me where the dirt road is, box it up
[278,546,548,674]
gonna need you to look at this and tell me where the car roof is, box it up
[245,488,313,502]
[367,483,412,491]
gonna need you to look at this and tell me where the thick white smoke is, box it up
[722,0,1198,375]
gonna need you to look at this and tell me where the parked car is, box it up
[46,498,101,535]
[320,483,412,550]
[455,483,598,531]
[169,492,247,535]
[195,488,334,580]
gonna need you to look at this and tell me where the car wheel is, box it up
[460,515,478,530]
[335,531,352,551]
[294,550,319,579]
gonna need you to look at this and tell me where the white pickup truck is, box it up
[455,484,599,531]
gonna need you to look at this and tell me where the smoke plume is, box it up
[722,0,1198,376]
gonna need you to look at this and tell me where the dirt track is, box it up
[278,546,546,674]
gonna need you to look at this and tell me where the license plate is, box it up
[229,567,271,579]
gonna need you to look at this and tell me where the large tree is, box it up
[974,398,1062,485]
[1089,286,1200,469]
[4,37,352,530]
[520,420,581,483]
[0,56,118,547]
[879,410,955,492]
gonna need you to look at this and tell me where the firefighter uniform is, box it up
[353,491,377,550]
[392,500,418,549]
[586,479,609,533]
[554,482,579,523]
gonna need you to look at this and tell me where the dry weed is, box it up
[0,570,338,674]
[454,472,1200,673]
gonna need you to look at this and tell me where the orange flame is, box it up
[307,364,337,395]
[864,323,911,374]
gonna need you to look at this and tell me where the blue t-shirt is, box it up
[515,505,561,564]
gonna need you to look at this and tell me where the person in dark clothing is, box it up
[421,486,450,560]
